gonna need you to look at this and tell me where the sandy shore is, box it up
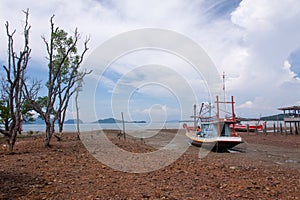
[0,130,299,199]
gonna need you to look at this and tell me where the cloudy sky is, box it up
[1,0,300,123]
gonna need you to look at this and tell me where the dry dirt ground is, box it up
[0,130,299,199]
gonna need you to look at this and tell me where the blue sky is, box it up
[1,0,300,122]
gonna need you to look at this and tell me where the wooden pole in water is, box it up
[121,112,126,140]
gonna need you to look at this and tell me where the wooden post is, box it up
[121,112,126,140]
[280,122,283,135]
[255,124,258,135]
[231,96,235,122]
[284,122,287,135]
[263,122,267,135]
[273,122,276,134]
[246,124,249,135]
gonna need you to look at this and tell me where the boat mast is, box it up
[231,96,237,136]
[194,104,197,131]
[216,96,221,137]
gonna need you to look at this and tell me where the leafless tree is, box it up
[55,68,91,141]
[74,76,89,140]
[0,9,31,153]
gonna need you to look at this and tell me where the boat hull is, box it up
[186,132,243,152]
[231,124,263,132]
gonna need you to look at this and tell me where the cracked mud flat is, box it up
[0,130,299,199]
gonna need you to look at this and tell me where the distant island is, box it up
[94,118,146,124]
[239,114,289,121]
[65,119,84,124]
[24,117,45,124]
[23,114,289,125]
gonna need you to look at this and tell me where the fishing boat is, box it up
[184,96,243,152]
[231,123,263,132]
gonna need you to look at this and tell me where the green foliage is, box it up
[0,98,38,126]
[36,96,48,108]
[0,96,48,126]
[0,100,10,125]
[20,99,35,122]
[47,28,80,88]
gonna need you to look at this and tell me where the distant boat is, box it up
[184,96,243,152]
[230,123,263,132]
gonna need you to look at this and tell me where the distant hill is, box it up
[166,120,180,123]
[24,118,83,124]
[24,117,45,124]
[95,118,121,123]
[65,119,83,124]
[94,118,146,124]
[239,113,294,121]
[260,113,294,121]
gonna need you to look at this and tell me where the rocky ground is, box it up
[0,130,299,199]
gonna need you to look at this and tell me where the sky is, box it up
[1,0,300,123]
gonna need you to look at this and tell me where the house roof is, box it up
[278,106,300,111]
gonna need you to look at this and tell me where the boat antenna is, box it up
[222,71,226,114]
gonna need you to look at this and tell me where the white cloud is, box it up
[231,0,300,32]
[1,0,300,121]
[141,104,181,122]
[224,0,300,117]
[237,100,253,109]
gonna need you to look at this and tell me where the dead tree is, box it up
[0,9,31,152]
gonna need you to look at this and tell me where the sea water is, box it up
[22,122,183,133]
[21,120,282,133]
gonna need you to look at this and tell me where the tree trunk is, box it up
[4,120,9,131]
[44,120,52,147]
[75,90,80,140]
[55,116,63,141]
[8,130,17,153]
[57,118,63,141]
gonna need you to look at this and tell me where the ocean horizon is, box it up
[21,120,282,133]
